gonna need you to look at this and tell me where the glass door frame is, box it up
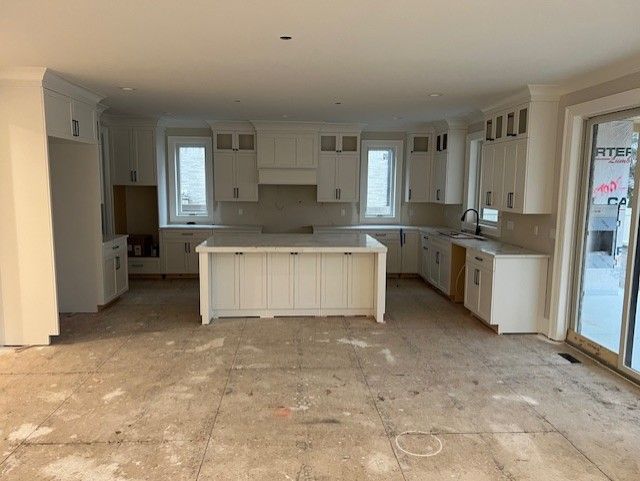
[568,107,640,383]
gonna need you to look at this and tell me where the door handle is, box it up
[335,188,338,200]
[115,256,120,270]
[133,170,137,182]
[184,243,188,253]
[435,251,439,264]
[130,170,134,182]
[474,268,479,285]
[338,188,341,199]
[436,189,441,201]
[408,188,412,200]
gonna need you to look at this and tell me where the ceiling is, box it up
[2,0,640,130]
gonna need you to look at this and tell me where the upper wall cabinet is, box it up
[481,85,560,214]
[210,123,258,201]
[44,89,100,143]
[257,132,317,169]
[317,127,361,202]
[319,133,359,154]
[405,133,433,203]
[430,122,466,204]
[110,126,157,186]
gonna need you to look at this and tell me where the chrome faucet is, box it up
[460,208,481,236]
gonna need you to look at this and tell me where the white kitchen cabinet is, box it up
[317,153,359,202]
[481,87,559,214]
[128,257,161,275]
[294,253,321,309]
[419,232,430,281]
[430,123,466,204]
[44,89,98,143]
[211,253,239,310]
[161,229,213,274]
[401,230,419,273]
[214,150,258,201]
[367,231,401,273]
[321,253,349,308]
[319,133,359,154]
[405,133,432,203]
[427,237,451,295]
[238,253,267,309]
[214,130,255,153]
[267,253,295,309]
[257,132,317,169]
[464,248,548,333]
[349,254,375,308]
[480,142,504,210]
[100,236,128,305]
[110,126,156,185]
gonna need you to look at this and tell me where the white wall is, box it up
[0,76,59,344]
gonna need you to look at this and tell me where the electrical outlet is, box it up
[506,220,515,231]
[238,208,243,216]
[533,225,539,236]
[549,228,556,240]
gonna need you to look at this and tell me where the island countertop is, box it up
[195,232,387,253]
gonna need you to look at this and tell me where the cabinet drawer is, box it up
[161,229,214,240]
[128,257,161,274]
[466,248,495,270]
[366,230,400,242]
[102,237,127,258]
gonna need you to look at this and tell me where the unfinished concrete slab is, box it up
[0,278,638,480]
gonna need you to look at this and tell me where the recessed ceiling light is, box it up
[428,92,443,97]
[334,101,342,105]
[282,114,289,118]
[392,116,403,120]
[234,99,241,103]
[120,86,136,92]
[280,35,292,40]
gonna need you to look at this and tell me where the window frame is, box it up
[359,140,404,224]
[463,131,500,236]
[167,136,214,224]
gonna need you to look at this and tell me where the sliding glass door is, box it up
[571,108,640,379]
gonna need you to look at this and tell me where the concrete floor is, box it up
[1,278,639,480]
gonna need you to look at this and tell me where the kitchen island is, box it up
[196,233,387,324]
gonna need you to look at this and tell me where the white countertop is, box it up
[313,224,548,259]
[195,233,387,253]
[160,224,262,231]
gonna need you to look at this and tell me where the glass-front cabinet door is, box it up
[571,108,640,379]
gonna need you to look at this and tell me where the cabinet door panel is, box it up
[163,240,188,273]
[295,253,320,309]
[420,246,430,279]
[385,239,401,274]
[317,155,337,202]
[235,153,258,201]
[321,253,348,308]
[110,128,133,185]
[428,247,440,286]
[478,268,493,322]
[401,231,419,273]
[214,151,236,201]
[268,253,294,309]
[211,253,238,310]
[439,249,451,295]
[72,100,96,143]
[480,144,494,208]
[336,153,359,202]
[502,141,516,211]
[464,266,479,314]
[256,134,275,167]
[431,154,447,203]
[296,134,317,168]
[44,90,73,139]
[406,153,430,202]
[102,257,117,302]
[239,253,267,309]
[513,139,527,213]
[186,238,208,274]
[133,128,156,185]
[274,135,297,167]
[349,254,374,309]
[114,254,128,294]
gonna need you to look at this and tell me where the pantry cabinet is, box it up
[405,133,432,203]
[44,89,98,143]
[430,123,466,204]
[481,86,559,214]
[110,126,156,185]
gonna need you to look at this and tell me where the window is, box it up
[167,136,213,224]
[360,140,403,223]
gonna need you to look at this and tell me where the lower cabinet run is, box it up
[198,236,387,323]
[464,248,548,334]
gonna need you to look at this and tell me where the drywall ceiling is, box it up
[2,0,640,129]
